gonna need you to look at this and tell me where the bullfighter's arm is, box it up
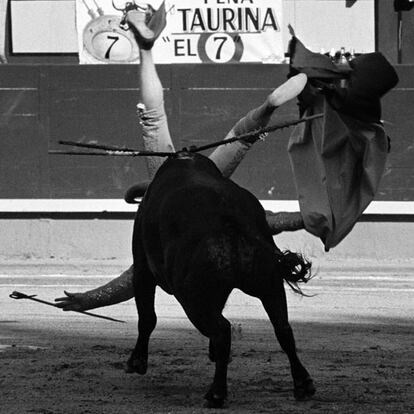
[55,265,134,311]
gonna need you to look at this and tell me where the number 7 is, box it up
[213,36,227,60]
[105,35,119,59]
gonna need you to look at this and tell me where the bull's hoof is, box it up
[204,388,227,409]
[125,356,148,375]
[294,376,315,401]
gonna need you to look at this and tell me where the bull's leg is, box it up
[181,291,231,408]
[203,315,232,408]
[261,290,315,401]
[126,275,157,375]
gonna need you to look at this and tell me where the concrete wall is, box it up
[1,219,412,263]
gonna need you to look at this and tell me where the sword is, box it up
[9,291,126,323]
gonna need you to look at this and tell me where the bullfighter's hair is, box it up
[277,250,313,295]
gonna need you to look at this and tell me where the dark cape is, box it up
[287,37,399,251]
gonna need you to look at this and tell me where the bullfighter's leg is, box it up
[179,288,232,408]
[126,9,174,179]
[260,282,315,401]
[210,73,307,178]
[209,74,307,234]
[126,267,157,375]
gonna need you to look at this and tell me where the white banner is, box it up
[0,0,8,62]
[76,0,284,64]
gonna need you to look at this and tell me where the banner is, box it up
[0,0,7,62]
[76,0,284,64]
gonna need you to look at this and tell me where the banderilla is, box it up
[9,291,125,323]
[50,113,324,157]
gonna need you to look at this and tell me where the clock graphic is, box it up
[81,1,140,63]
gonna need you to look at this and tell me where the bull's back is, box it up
[143,154,271,238]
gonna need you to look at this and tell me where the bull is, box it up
[127,152,315,407]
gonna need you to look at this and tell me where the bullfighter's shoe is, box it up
[126,1,167,50]
[267,73,308,107]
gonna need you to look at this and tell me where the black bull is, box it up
[127,152,315,407]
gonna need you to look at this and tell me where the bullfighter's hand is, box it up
[55,290,90,312]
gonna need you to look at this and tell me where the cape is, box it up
[287,37,399,251]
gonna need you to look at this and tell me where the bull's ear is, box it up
[124,181,150,203]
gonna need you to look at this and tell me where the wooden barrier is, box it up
[0,64,413,203]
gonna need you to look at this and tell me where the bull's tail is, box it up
[277,250,313,295]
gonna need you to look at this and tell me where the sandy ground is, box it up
[1,261,413,413]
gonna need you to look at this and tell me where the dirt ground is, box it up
[2,318,413,413]
[1,264,413,413]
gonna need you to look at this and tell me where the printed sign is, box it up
[77,0,284,64]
